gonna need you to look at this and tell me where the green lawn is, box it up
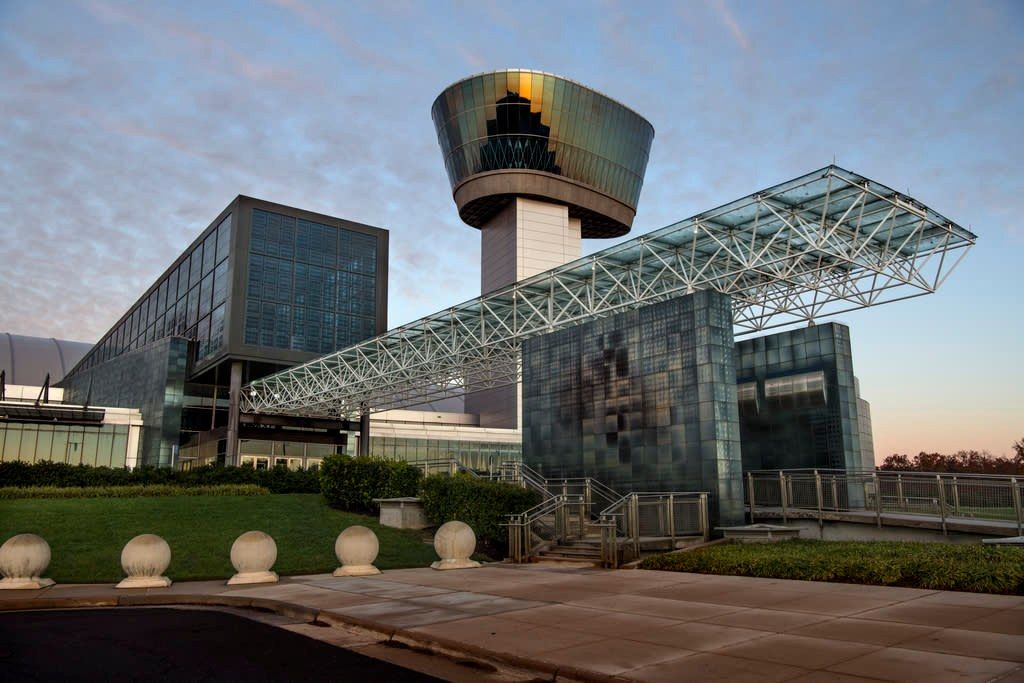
[0,494,440,583]
[640,539,1024,595]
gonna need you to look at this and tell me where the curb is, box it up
[0,593,626,683]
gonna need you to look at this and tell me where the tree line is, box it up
[879,438,1024,475]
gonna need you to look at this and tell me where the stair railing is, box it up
[497,461,622,515]
[414,458,483,478]
[505,493,588,563]
[598,491,710,568]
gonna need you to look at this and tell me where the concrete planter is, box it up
[373,497,429,530]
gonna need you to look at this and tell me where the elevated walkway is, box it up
[748,469,1023,538]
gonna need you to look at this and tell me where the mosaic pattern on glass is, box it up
[734,323,862,472]
[523,291,743,527]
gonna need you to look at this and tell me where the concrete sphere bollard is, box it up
[0,534,55,589]
[431,521,481,570]
[333,525,381,576]
[117,534,172,588]
[227,531,279,585]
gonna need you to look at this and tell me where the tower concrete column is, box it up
[468,197,582,429]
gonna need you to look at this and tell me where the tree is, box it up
[878,443,1024,475]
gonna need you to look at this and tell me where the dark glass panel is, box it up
[188,246,203,290]
[202,231,217,275]
[212,260,229,308]
[198,271,214,320]
[215,213,232,264]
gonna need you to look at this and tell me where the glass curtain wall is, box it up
[244,208,377,354]
[0,423,133,467]
[73,213,233,372]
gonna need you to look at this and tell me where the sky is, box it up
[0,0,1021,461]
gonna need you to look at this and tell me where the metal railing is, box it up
[413,459,484,478]
[420,459,711,566]
[747,469,1024,535]
[497,461,623,515]
[506,494,594,563]
[599,492,710,567]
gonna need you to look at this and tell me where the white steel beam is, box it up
[242,166,976,418]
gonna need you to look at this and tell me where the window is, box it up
[245,208,379,353]
[765,371,826,409]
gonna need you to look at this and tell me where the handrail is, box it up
[597,490,711,568]
[747,469,1023,536]
[749,468,1022,481]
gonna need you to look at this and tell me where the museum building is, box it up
[5,70,950,527]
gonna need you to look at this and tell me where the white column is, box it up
[471,198,582,428]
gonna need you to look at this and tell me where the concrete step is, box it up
[537,551,602,562]
[537,543,604,560]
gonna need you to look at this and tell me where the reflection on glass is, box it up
[432,70,655,211]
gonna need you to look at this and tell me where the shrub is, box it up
[419,474,540,556]
[0,484,268,499]
[639,539,1024,595]
[318,455,422,513]
[0,461,320,494]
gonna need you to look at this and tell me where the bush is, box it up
[0,461,320,494]
[0,484,268,499]
[639,539,1024,595]
[419,474,540,556]
[318,455,422,513]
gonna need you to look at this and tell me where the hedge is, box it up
[0,461,320,494]
[419,474,540,556]
[640,539,1024,595]
[0,484,269,499]
[318,455,422,513]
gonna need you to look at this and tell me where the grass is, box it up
[640,539,1024,595]
[0,494,440,583]
[0,484,268,499]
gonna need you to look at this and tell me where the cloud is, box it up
[709,0,750,51]
[264,0,416,75]
[0,0,1021,456]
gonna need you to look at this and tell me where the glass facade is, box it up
[523,291,744,527]
[0,422,133,467]
[734,323,862,472]
[370,436,522,474]
[182,438,343,470]
[61,337,189,468]
[72,213,233,372]
[244,208,378,354]
[432,70,654,235]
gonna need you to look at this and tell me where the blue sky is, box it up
[1,0,1021,459]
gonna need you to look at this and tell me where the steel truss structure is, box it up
[242,165,976,418]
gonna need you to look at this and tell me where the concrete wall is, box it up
[778,518,992,544]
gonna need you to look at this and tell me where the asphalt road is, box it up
[0,608,443,682]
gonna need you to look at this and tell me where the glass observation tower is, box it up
[431,69,655,427]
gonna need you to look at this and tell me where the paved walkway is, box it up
[2,564,1023,682]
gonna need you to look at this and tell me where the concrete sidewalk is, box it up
[2,564,1022,682]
